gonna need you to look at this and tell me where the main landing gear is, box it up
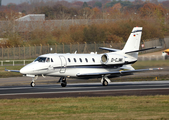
[58,77,67,87]
[101,76,111,86]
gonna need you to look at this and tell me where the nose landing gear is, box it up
[30,76,38,87]
[30,81,35,87]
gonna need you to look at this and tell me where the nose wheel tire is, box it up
[30,82,35,87]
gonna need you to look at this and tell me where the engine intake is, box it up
[101,53,125,65]
[101,54,109,64]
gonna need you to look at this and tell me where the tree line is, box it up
[2,18,169,47]
[0,0,168,47]
[0,0,168,20]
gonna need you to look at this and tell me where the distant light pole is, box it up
[74,15,77,19]
[106,13,109,23]
[74,15,76,24]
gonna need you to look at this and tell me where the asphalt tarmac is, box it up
[0,81,169,99]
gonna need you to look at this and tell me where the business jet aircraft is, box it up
[6,27,162,87]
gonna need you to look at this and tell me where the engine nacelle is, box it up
[101,53,125,65]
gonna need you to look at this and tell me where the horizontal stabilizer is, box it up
[125,46,162,54]
[99,47,121,52]
[76,68,163,77]
[5,68,20,73]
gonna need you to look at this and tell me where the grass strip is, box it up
[132,60,169,69]
[0,95,169,120]
[0,66,23,78]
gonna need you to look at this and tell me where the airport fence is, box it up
[138,56,165,61]
[0,37,169,60]
[0,60,32,66]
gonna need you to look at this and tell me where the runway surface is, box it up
[0,81,169,99]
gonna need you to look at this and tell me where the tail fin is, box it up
[122,27,143,59]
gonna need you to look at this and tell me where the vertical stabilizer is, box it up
[122,27,142,59]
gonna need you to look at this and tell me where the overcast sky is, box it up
[1,0,167,5]
[2,0,74,5]
[2,0,21,5]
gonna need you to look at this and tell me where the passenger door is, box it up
[59,56,67,73]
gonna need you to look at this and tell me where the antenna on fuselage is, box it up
[74,51,77,54]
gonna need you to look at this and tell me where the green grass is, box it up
[132,60,169,69]
[0,66,23,78]
[0,96,169,120]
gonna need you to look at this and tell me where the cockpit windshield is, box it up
[34,57,48,62]
[34,57,54,63]
[34,57,47,62]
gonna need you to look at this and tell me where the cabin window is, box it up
[79,58,82,62]
[119,58,123,62]
[111,58,114,62]
[68,58,71,62]
[51,58,54,62]
[74,58,77,62]
[85,58,88,62]
[92,58,95,62]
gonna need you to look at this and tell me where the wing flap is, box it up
[76,68,163,77]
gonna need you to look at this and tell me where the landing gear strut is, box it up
[30,76,38,87]
[58,77,67,87]
[101,76,111,86]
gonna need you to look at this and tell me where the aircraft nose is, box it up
[20,67,27,74]
[20,66,33,74]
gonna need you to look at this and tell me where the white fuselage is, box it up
[20,52,134,78]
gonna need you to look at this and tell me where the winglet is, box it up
[5,68,9,72]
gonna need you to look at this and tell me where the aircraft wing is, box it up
[76,68,163,77]
[5,68,20,73]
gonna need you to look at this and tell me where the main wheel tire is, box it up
[61,82,67,87]
[102,80,108,86]
[30,82,35,87]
